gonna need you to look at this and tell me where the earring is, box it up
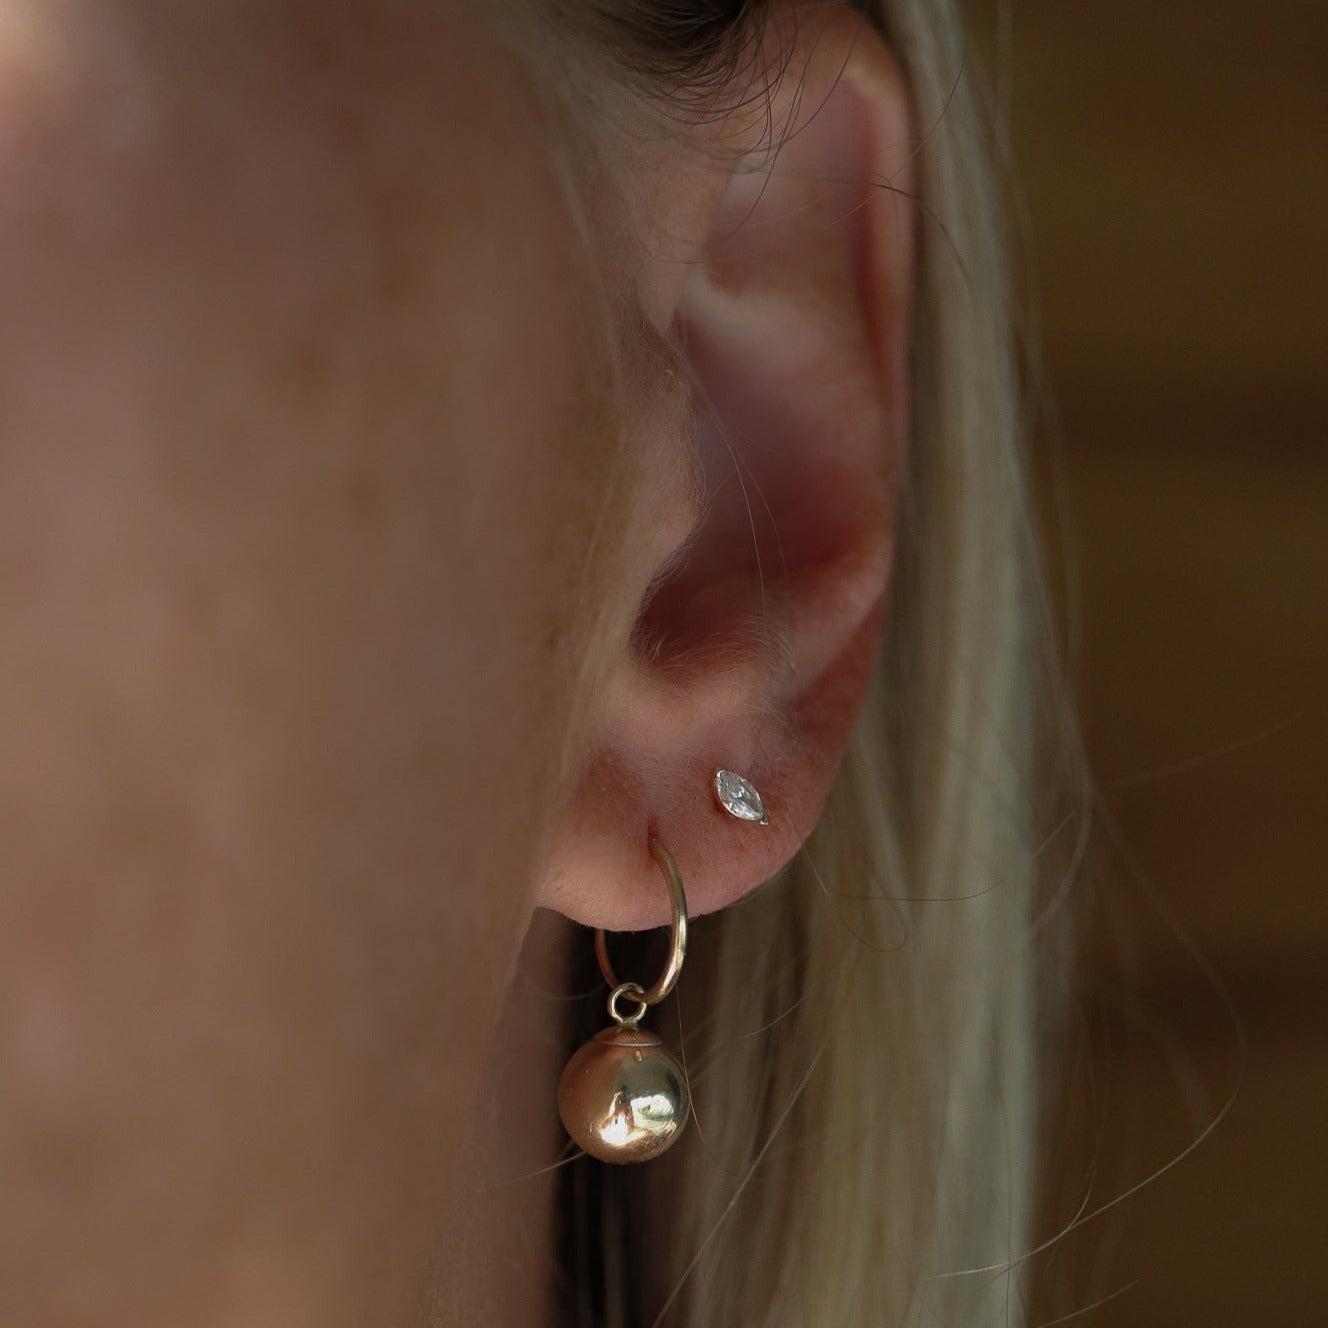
[558,837,691,1164]
[714,767,770,825]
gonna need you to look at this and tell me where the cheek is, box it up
[0,3,638,1313]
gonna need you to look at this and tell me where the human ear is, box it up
[539,6,915,930]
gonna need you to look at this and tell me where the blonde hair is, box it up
[561,1,1070,1323]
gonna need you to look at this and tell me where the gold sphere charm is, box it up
[557,840,691,1164]
[558,985,690,1163]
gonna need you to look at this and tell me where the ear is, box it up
[538,6,915,930]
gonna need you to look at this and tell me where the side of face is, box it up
[0,1,659,1319]
[0,0,915,1320]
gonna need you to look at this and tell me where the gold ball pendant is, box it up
[558,1025,690,1164]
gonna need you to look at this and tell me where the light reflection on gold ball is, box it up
[558,1026,690,1164]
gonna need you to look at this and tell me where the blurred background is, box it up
[959,2,1327,1323]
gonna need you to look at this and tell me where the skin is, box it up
[0,2,913,1323]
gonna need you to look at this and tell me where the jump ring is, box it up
[607,982,649,1028]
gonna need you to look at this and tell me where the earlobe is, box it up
[539,7,915,932]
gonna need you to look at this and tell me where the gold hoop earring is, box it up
[557,837,691,1164]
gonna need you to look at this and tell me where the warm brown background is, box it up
[961,2,1327,1323]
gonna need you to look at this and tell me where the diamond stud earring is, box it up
[713,768,770,825]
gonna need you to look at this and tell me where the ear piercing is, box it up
[558,838,691,1164]
[557,771,770,1165]
[713,767,770,825]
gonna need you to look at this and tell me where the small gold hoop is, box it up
[594,837,688,1007]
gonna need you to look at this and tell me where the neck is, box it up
[422,908,575,1326]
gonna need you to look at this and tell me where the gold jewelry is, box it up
[557,838,691,1164]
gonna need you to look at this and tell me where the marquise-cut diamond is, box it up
[714,768,770,825]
